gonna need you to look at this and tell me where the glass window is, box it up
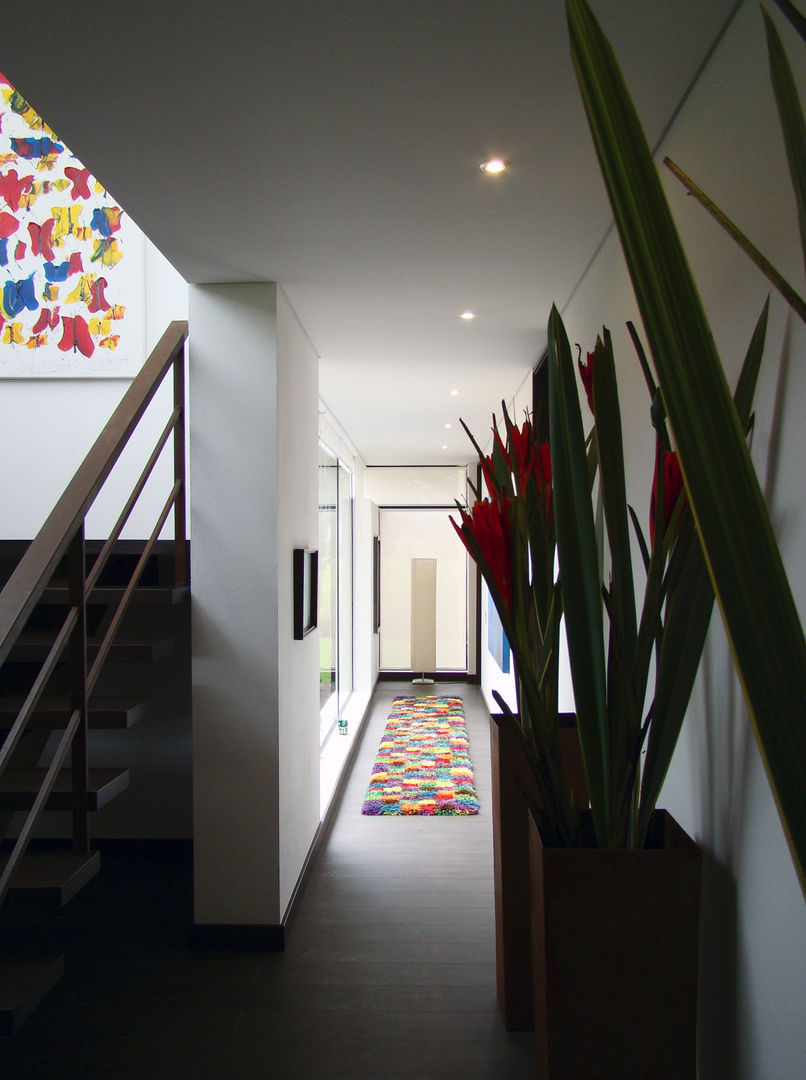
[318,442,353,744]
[318,444,338,737]
[337,462,353,714]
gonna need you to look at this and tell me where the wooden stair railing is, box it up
[0,320,188,906]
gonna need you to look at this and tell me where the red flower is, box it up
[481,453,497,500]
[506,419,552,524]
[477,422,509,501]
[507,419,532,487]
[578,349,595,414]
[451,497,513,616]
[649,450,684,546]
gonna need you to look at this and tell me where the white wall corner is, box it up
[276,287,321,914]
[189,282,282,924]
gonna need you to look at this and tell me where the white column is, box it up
[189,283,281,924]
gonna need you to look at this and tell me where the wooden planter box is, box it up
[489,714,586,1031]
[529,810,702,1079]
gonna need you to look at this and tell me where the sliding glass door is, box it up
[318,442,353,743]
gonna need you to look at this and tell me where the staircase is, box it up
[0,323,189,1033]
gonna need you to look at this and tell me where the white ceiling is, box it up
[3,0,739,464]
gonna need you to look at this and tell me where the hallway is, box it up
[0,682,533,1078]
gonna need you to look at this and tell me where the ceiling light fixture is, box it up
[442,444,449,451]
[459,311,476,321]
[450,389,460,396]
[480,158,507,174]
[444,422,452,429]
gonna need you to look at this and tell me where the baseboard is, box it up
[188,686,378,952]
[280,683,377,936]
[189,923,285,951]
[378,671,469,682]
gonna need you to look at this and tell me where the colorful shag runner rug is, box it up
[361,696,480,815]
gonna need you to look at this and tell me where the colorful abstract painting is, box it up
[361,696,480,815]
[0,71,144,376]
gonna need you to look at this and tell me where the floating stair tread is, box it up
[0,849,100,908]
[0,696,149,730]
[0,767,130,811]
[10,634,174,663]
[40,583,188,606]
[0,956,64,1035]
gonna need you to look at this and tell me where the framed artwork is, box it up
[293,548,319,640]
[0,71,145,377]
[487,592,511,674]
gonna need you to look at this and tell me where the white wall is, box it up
[364,466,468,673]
[276,287,320,915]
[190,282,321,926]
[0,239,188,540]
[190,282,282,924]
[561,3,806,1075]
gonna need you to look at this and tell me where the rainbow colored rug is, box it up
[361,696,480,815]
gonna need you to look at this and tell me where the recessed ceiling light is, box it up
[459,311,476,321]
[480,158,507,174]
[450,389,460,396]
[444,422,452,429]
[442,444,449,451]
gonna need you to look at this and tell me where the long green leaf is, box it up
[637,298,768,843]
[771,0,806,51]
[593,332,637,668]
[626,321,658,401]
[637,523,712,843]
[734,298,770,428]
[664,157,806,325]
[548,304,610,845]
[567,0,806,890]
[592,331,640,841]
[764,8,806,277]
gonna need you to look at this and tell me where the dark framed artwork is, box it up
[293,548,319,639]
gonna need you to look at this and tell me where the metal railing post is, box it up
[173,343,188,588]
[69,522,89,855]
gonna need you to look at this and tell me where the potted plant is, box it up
[453,405,584,1029]
[566,0,806,901]
[536,304,764,1077]
[453,0,806,1067]
[454,297,764,1061]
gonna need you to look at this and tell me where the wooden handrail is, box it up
[0,321,188,669]
[0,319,189,904]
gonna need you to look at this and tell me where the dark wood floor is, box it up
[0,681,533,1078]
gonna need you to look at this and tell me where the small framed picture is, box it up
[293,548,318,639]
